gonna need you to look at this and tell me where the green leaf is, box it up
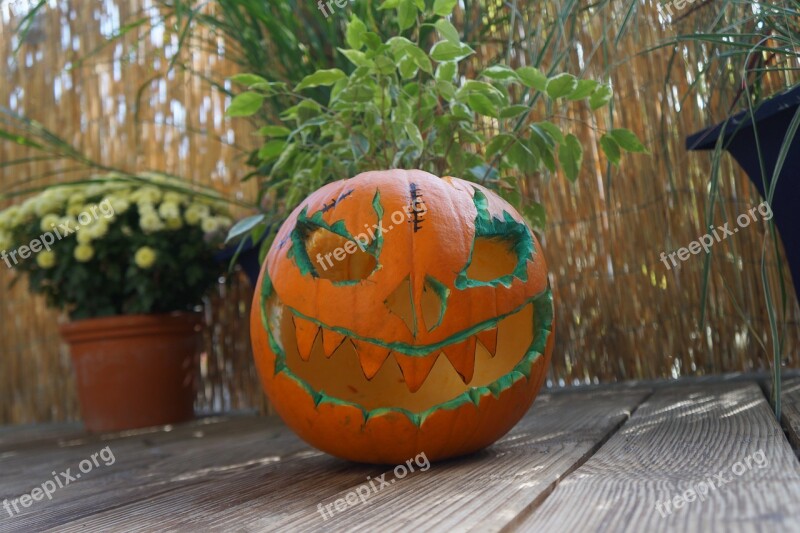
[226,92,264,117]
[433,0,458,16]
[294,69,347,91]
[226,214,266,243]
[258,139,287,162]
[338,48,374,68]
[485,134,515,159]
[229,74,269,87]
[346,16,367,50]
[499,105,529,119]
[600,134,621,165]
[280,100,321,121]
[430,41,475,62]
[507,139,539,173]
[436,61,457,81]
[610,128,648,153]
[398,56,419,79]
[405,123,424,150]
[459,80,506,106]
[387,36,415,53]
[351,133,370,158]
[363,32,382,50]
[378,0,400,8]
[532,122,564,144]
[398,0,417,30]
[482,65,520,82]
[257,126,291,137]
[528,127,556,172]
[558,134,583,182]
[467,93,498,118]
[374,55,396,74]
[435,19,460,43]
[435,80,456,100]
[523,203,546,233]
[0,130,44,150]
[568,79,599,100]
[590,84,613,110]
[546,73,578,99]
[405,45,433,74]
[516,66,547,91]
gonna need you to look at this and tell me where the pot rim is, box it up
[59,311,203,344]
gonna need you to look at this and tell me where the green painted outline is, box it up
[287,191,385,286]
[259,274,554,427]
[455,188,536,290]
[423,275,450,332]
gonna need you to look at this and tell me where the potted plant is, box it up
[0,173,233,432]
[223,3,647,253]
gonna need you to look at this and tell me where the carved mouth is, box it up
[259,277,554,422]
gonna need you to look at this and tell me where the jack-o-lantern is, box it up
[251,170,554,464]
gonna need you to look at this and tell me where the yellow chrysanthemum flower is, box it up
[40,214,61,232]
[107,196,130,214]
[163,191,188,205]
[134,246,157,269]
[34,196,61,217]
[158,202,180,220]
[139,213,164,233]
[68,193,86,206]
[36,250,56,269]
[184,207,203,226]
[0,206,20,230]
[165,217,183,230]
[67,203,85,217]
[201,217,219,234]
[74,244,95,262]
[130,186,162,204]
[83,220,109,240]
[215,216,233,229]
[76,229,93,244]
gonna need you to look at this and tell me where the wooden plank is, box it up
[0,415,306,531]
[0,422,83,453]
[48,388,649,532]
[519,382,800,532]
[780,377,800,452]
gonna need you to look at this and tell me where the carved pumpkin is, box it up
[251,170,554,464]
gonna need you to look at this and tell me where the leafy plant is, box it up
[225,1,647,250]
[0,173,233,319]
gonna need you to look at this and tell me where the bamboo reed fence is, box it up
[0,0,797,424]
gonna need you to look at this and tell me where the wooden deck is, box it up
[2,376,800,532]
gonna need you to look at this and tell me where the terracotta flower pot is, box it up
[59,312,201,433]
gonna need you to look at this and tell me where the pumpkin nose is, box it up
[385,275,450,338]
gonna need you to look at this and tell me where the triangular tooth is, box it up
[477,328,498,356]
[443,336,477,384]
[350,339,391,380]
[395,352,440,393]
[292,316,321,361]
[322,329,346,358]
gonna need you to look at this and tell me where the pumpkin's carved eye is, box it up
[456,193,535,290]
[303,226,377,283]
[465,236,520,283]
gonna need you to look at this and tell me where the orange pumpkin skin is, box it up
[251,170,554,464]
